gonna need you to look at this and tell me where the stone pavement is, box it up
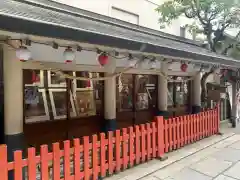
[105,123,240,180]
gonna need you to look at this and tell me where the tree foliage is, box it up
[156,0,240,54]
[156,0,240,105]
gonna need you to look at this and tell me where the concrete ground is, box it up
[106,122,240,180]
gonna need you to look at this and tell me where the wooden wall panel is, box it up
[68,116,103,139]
[116,111,134,129]
[135,110,155,125]
[24,115,103,150]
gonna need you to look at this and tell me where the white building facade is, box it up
[53,0,193,39]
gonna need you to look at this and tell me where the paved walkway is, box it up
[144,134,240,180]
[106,122,240,180]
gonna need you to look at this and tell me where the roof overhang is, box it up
[0,0,239,67]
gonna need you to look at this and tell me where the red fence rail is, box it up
[0,107,220,180]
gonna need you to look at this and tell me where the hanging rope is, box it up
[32,61,200,82]
[34,61,139,81]
[6,40,201,83]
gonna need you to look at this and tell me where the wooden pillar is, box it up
[3,45,24,179]
[104,73,116,131]
[0,45,4,145]
[157,62,168,117]
[231,82,237,128]
[192,72,201,114]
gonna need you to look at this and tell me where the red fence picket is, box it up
[164,119,169,152]
[129,126,134,167]
[0,106,220,180]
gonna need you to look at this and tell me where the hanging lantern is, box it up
[63,47,75,63]
[149,60,157,69]
[98,53,109,66]
[16,46,31,62]
[128,59,138,67]
[180,63,188,72]
[128,54,137,67]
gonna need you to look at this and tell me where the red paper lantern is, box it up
[65,60,72,63]
[98,53,109,66]
[180,63,188,72]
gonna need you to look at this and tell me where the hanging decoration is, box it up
[149,59,157,69]
[98,52,109,66]
[63,47,75,63]
[128,59,138,67]
[16,46,31,62]
[200,65,205,72]
[128,54,137,67]
[7,39,217,83]
[180,63,188,72]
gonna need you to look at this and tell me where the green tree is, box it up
[156,0,240,103]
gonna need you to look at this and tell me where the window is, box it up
[71,72,103,117]
[23,70,103,123]
[23,70,50,123]
[135,75,157,110]
[111,7,139,24]
[175,77,189,105]
[117,74,133,111]
[116,74,157,112]
[24,88,49,123]
[75,72,92,89]
[48,71,66,87]
[91,73,104,114]
[167,76,190,107]
[49,89,76,119]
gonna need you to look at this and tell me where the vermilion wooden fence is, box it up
[0,107,220,180]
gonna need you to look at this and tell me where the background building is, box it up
[52,0,193,38]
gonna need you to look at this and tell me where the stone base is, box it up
[231,116,237,128]
[156,155,168,161]
[192,105,201,114]
[5,133,25,161]
[5,133,25,180]
[156,110,169,117]
[104,119,117,132]
[217,132,224,136]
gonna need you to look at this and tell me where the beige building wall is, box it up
[52,0,193,38]
[3,45,23,135]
